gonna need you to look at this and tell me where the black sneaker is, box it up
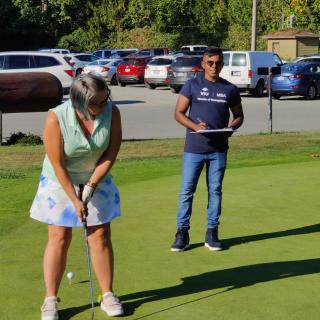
[205,228,222,251]
[171,228,190,252]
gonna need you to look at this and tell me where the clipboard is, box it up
[190,128,235,134]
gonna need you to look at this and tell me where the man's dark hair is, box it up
[203,47,223,59]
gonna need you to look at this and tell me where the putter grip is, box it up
[78,184,87,227]
[78,184,84,200]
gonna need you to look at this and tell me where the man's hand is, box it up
[223,127,235,137]
[195,121,209,131]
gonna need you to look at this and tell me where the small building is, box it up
[263,29,320,60]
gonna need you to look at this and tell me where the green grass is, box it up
[1,132,320,319]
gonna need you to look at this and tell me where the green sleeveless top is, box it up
[41,99,113,185]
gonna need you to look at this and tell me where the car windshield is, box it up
[137,51,150,56]
[172,57,202,67]
[110,51,135,58]
[296,58,320,63]
[124,59,145,65]
[88,60,111,66]
[281,64,305,72]
[149,59,173,66]
[76,55,97,61]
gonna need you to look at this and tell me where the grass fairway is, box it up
[0,133,320,320]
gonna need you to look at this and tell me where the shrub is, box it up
[6,132,42,145]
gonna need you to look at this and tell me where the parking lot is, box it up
[2,84,320,141]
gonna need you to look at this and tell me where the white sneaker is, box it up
[41,296,59,320]
[100,292,124,317]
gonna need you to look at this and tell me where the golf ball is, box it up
[67,272,74,279]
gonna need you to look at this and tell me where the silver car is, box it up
[82,59,123,85]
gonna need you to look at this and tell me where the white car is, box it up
[82,59,123,85]
[64,53,99,75]
[220,51,283,96]
[38,48,71,54]
[0,51,74,94]
[144,55,176,89]
[291,55,320,63]
[181,44,208,52]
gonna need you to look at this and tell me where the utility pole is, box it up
[251,0,257,51]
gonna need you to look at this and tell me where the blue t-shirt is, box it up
[180,75,241,153]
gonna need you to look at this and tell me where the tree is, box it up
[153,0,194,33]
[124,0,154,29]
[13,0,90,38]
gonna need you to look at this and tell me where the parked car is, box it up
[93,48,138,59]
[144,56,176,89]
[180,45,208,52]
[167,56,203,93]
[171,50,203,57]
[38,48,70,54]
[108,49,138,59]
[128,48,169,57]
[0,51,74,94]
[220,51,283,96]
[271,62,320,100]
[92,49,114,59]
[64,53,99,75]
[116,57,152,86]
[292,55,320,63]
[82,59,123,85]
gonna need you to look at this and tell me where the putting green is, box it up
[0,161,319,319]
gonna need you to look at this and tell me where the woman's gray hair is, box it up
[70,73,110,119]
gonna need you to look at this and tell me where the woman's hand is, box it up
[73,199,88,223]
[82,184,95,204]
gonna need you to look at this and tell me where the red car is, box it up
[116,57,152,86]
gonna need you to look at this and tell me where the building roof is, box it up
[263,29,320,39]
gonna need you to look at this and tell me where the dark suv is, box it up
[129,48,169,57]
[167,56,204,93]
[116,57,152,86]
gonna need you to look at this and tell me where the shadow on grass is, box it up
[112,100,145,105]
[121,258,320,318]
[58,224,320,318]
[186,223,320,251]
[223,223,320,249]
[59,302,99,320]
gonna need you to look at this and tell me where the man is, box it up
[171,47,244,252]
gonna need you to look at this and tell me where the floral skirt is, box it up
[30,175,121,227]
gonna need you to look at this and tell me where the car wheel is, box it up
[253,80,265,97]
[111,74,118,85]
[272,93,281,100]
[118,82,126,87]
[145,83,156,89]
[170,87,180,94]
[306,84,317,100]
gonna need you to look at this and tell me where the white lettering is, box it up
[196,97,227,103]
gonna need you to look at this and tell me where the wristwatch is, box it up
[86,180,98,189]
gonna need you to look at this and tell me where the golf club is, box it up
[78,184,95,320]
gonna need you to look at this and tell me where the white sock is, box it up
[45,296,57,302]
[103,292,113,299]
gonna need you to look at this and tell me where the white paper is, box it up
[190,128,235,134]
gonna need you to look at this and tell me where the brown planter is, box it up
[0,72,63,113]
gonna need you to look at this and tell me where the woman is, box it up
[30,73,123,319]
